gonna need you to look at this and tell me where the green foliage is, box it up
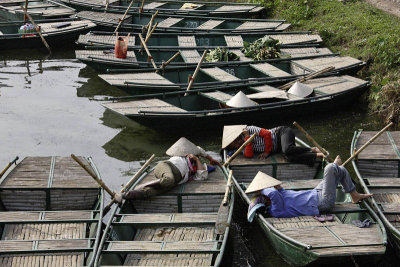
[205,47,239,62]
[241,36,281,60]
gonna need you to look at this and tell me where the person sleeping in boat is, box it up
[246,156,372,221]
[114,137,221,202]
[222,124,325,165]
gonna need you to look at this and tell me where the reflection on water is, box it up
[0,49,398,266]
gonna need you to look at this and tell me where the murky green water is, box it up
[0,47,397,266]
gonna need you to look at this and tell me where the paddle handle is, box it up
[21,7,51,54]
[139,34,157,69]
[71,154,115,197]
[160,51,181,70]
[222,170,233,206]
[293,121,333,162]
[185,50,207,93]
[342,122,394,167]
[223,133,257,167]
[0,156,19,179]
[114,0,135,33]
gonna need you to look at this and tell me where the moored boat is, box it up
[74,11,290,34]
[101,75,369,132]
[60,0,265,18]
[0,18,96,50]
[351,130,400,255]
[223,138,386,266]
[92,159,234,266]
[0,156,104,266]
[0,0,75,21]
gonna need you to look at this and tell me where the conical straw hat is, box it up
[166,137,201,156]
[226,91,257,108]
[245,171,282,193]
[222,124,247,149]
[287,82,314,98]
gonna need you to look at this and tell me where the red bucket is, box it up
[114,33,130,59]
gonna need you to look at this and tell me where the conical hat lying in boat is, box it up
[287,82,314,98]
[166,137,202,156]
[226,91,258,108]
[245,171,282,193]
[221,124,247,149]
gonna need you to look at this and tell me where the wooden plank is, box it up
[109,240,217,252]
[235,21,281,30]
[215,5,256,11]
[121,213,217,224]
[143,2,167,9]
[199,91,232,104]
[78,34,136,46]
[200,67,239,81]
[99,72,177,87]
[39,20,96,35]
[263,34,323,45]
[196,20,224,30]
[250,63,290,77]
[180,50,201,63]
[177,36,197,47]
[158,17,183,28]
[76,11,131,24]
[292,56,362,73]
[224,35,243,47]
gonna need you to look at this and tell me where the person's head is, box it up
[221,124,247,151]
[227,135,244,150]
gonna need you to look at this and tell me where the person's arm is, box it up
[261,187,284,210]
[197,146,222,167]
[243,128,255,158]
[258,129,272,158]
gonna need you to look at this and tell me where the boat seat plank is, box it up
[230,153,290,166]
[78,34,136,46]
[329,203,367,213]
[2,223,86,240]
[199,91,232,104]
[99,72,177,87]
[264,34,323,45]
[0,210,91,222]
[143,2,167,9]
[275,23,291,31]
[102,98,185,116]
[0,254,84,266]
[16,3,58,9]
[52,157,98,188]
[196,20,224,30]
[267,215,342,229]
[250,63,291,77]
[367,178,400,187]
[177,36,197,47]
[38,20,96,34]
[292,56,362,73]
[356,131,400,160]
[0,0,35,3]
[214,5,256,11]
[76,11,131,24]
[373,193,400,204]
[179,3,204,9]
[229,49,249,61]
[158,17,183,28]
[119,213,217,224]
[281,48,332,57]
[303,75,367,96]
[180,50,201,63]
[0,239,89,252]
[281,179,322,190]
[235,21,281,30]
[108,240,218,252]
[200,67,239,81]
[381,203,400,213]
[250,84,301,100]
[224,35,244,47]
[31,8,75,17]
[76,50,138,63]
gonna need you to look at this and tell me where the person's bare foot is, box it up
[334,155,342,165]
[350,191,373,203]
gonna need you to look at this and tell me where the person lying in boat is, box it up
[222,124,325,165]
[114,137,221,202]
[246,156,372,221]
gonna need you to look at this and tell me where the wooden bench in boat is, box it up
[224,35,243,47]
[235,21,282,31]
[275,23,291,31]
[0,239,92,254]
[280,47,332,57]
[214,5,257,12]
[264,34,323,45]
[76,50,138,64]
[180,49,201,63]
[78,34,136,46]
[99,72,179,88]
[143,2,168,9]
[292,56,362,74]
[0,210,96,224]
[158,17,183,28]
[102,98,185,116]
[196,20,224,30]
[38,20,96,35]
[250,62,291,77]
[76,11,131,24]
[302,75,367,96]
[200,67,240,81]
[177,35,197,47]
[199,91,232,104]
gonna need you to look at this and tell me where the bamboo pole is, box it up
[342,122,393,166]
[185,50,207,95]
[145,22,158,43]
[0,156,19,179]
[278,66,335,90]
[138,33,157,69]
[158,51,181,71]
[103,154,156,214]
[222,170,232,205]
[223,133,257,167]
[293,121,333,162]
[71,154,115,197]
[114,0,135,34]
[21,7,51,54]
[139,0,146,13]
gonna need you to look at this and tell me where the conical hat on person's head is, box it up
[226,91,258,108]
[221,124,247,149]
[287,82,314,98]
[166,137,201,156]
[245,171,282,193]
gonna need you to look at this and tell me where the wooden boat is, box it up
[74,11,290,34]
[0,18,96,50]
[92,161,234,266]
[223,138,387,266]
[0,0,75,21]
[351,130,400,255]
[0,156,104,266]
[60,0,265,18]
[101,75,369,132]
[98,56,364,91]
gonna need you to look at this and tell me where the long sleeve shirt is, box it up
[244,126,273,158]
[261,187,319,218]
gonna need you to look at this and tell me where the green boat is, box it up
[60,0,265,18]
[92,160,234,266]
[75,10,290,34]
[223,138,387,266]
[0,156,103,266]
[98,55,364,91]
[351,130,400,256]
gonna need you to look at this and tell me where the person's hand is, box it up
[274,185,282,190]
[187,154,198,161]
[242,128,250,137]
[114,192,123,204]
[209,158,222,167]
[258,152,269,159]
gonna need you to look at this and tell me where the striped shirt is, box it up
[246,126,279,153]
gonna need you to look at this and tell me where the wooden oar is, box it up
[342,122,393,167]
[278,66,335,91]
[21,7,51,54]
[293,121,333,162]
[223,133,257,167]
[215,169,232,234]
[114,0,135,33]
[24,0,28,22]
[139,33,157,70]
[103,154,156,214]
[0,156,19,179]
[71,154,115,197]
[158,51,181,71]
[139,0,146,13]
[185,50,207,95]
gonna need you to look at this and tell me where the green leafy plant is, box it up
[205,47,240,62]
[241,36,281,60]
